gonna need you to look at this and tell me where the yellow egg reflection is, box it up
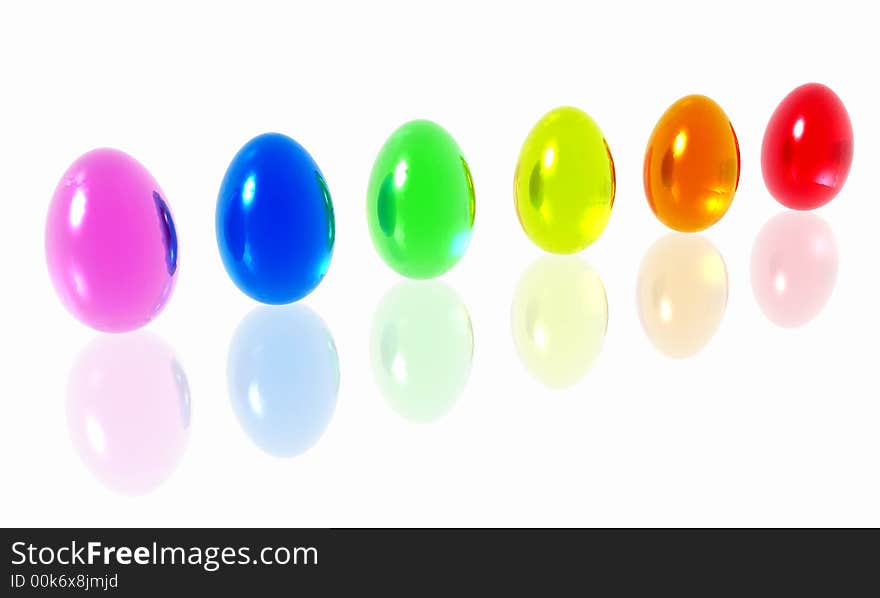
[636,234,728,358]
[511,256,608,388]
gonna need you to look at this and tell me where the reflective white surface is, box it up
[1,0,878,526]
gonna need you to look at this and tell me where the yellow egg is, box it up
[636,234,728,358]
[511,256,608,388]
[514,107,616,253]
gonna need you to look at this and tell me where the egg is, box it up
[216,133,335,304]
[637,234,728,358]
[761,83,853,210]
[751,212,838,327]
[514,107,615,253]
[511,256,607,388]
[45,148,179,332]
[370,281,473,422]
[227,305,339,457]
[644,95,740,232]
[366,120,475,278]
[67,333,190,495]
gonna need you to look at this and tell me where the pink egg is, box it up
[751,212,838,328]
[67,333,190,496]
[45,148,178,332]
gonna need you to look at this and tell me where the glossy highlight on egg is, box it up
[45,148,179,332]
[644,95,740,232]
[514,106,616,254]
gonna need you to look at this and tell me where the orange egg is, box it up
[643,95,740,232]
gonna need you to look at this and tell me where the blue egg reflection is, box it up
[227,305,339,457]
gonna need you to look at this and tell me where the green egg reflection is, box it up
[511,256,608,389]
[370,281,473,422]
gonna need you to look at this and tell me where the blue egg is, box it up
[216,133,335,303]
[227,305,339,458]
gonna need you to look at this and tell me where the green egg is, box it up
[366,120,475,278]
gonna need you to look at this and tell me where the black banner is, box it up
[2,529,878,594]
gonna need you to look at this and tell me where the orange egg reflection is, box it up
[644,95,740,232]
[637,234,728,358]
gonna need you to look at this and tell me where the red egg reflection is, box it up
[751,212,838,327]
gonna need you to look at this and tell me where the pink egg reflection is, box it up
[67,333,190,496]
[45,148,178,332]
[751,212,839,328]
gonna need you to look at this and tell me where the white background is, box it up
[1,0,877,527]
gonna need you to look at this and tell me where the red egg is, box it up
[761,83,853,210]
